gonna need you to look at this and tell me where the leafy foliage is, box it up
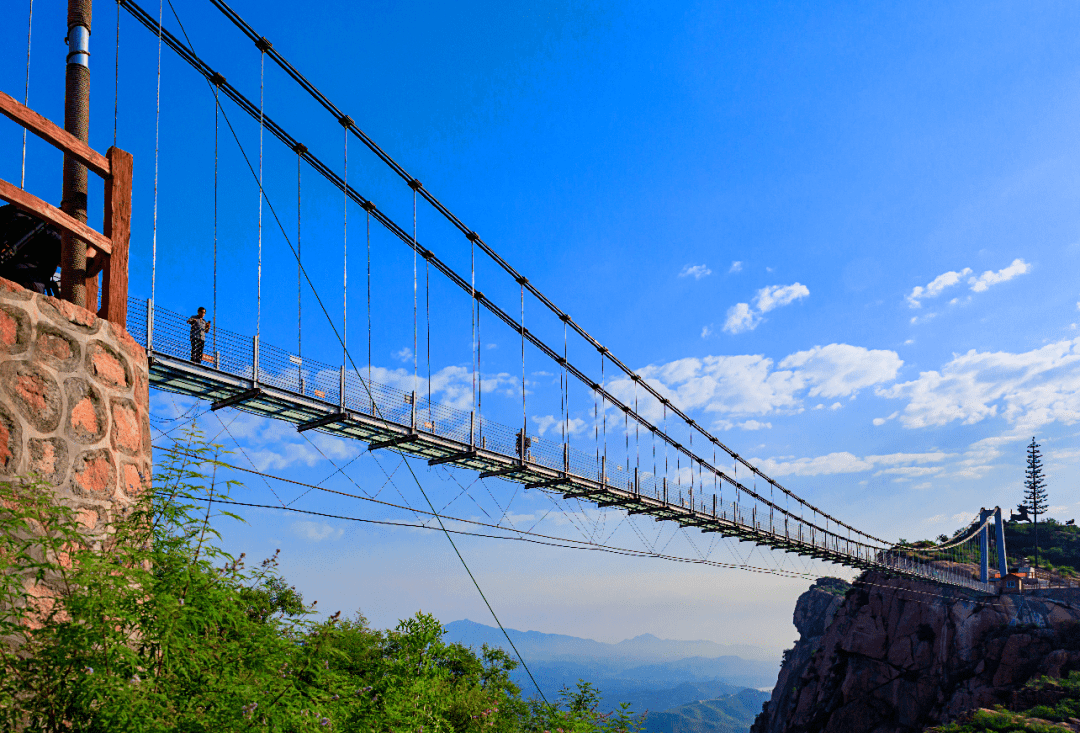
[930,672,1080,732]
[0,431,643,732]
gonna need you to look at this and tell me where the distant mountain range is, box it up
[444,619,775,664]
[443,619,779,718]
[643,689,771,733]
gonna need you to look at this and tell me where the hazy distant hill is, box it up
[444,619,773,663]
[443,620,778,715]
[643,689,771,733]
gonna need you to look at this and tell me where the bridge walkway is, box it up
[129,298,993,594]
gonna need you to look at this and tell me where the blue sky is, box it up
[4,0,1080,655]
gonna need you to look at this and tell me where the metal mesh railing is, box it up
[130,297,994,593]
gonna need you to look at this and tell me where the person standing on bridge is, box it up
[187,307,211,364]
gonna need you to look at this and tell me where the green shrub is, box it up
[0,430,642,733]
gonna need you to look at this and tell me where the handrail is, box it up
[0,92,131,327]
[0,91,110,178]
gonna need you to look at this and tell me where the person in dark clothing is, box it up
[187,307,211,364]
[0,204,62,295]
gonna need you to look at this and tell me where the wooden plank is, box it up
[101,147,132,326]
[0,177,111,255]
[0,90,110,178]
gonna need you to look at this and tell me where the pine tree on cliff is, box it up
[1023,437,1048,569]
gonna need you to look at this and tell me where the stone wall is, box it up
[0,276,150,549]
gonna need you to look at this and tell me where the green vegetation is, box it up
[1022,438,1049,569]
[930,672,1080,732]
[901,518,1080,576]
[1004,521,1080,577]
[0,432,643,732]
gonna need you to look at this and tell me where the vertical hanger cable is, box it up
[150,0,163,308]
[21,0,34,189]
[256,49,265,352]
[366,210,371,387]
[213,84,219,359]
[113,0,119,147]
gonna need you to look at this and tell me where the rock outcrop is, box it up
[752,572,1080,733]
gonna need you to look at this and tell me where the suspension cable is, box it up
[195,0,883,544]
[366,208,371,386]
[256,44,265,350]
[21,0,33,189]
[120,0,885,548]
[297,144,303,389]
[113,0,120,147]
[342,124,348,373]
[150,0,163,308]
[213,81,219,359]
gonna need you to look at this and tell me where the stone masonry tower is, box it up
[0,277,150,547]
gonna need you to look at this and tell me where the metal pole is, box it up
[995,507,1009,579]
[979,508,990,584]
[61,0,92,306]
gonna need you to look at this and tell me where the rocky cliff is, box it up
[752,572,1080,733]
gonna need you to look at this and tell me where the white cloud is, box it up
[877,337,1080,431]
[750,450,951,478]
[679,264,712,280]
[532,415,586,438]
[829,402,843,410]
[738,420,771,431]
[729,261,743,274]
[755,283,810,313]
[701,325,713,339]
[723,303,759,334]
[722,283,810,334]
[906,268,971,308]
[875,465,943,477]
[968,258,1030,293]
[905,259,1029,310]
[392,347,413,362]
[778,344,901,399]
[292,521,344,542]
[612,343,901,419]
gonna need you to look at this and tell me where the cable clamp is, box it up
[516,275,529,285]
[408,179,423,191]
[473,290,484,301]
[293,142,308,155]
[339,115,353,128]
[559,313,570,322]
[466,231,479,242]
[255,36,273,52]
[361,200,376,213]
[210,71,227,87]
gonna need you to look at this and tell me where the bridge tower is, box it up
[979,507,1009,583]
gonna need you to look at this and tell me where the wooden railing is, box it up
[0,90,131,328]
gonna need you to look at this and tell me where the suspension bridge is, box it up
[1,0,1015,596]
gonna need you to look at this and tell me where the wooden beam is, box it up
[0,178,111,255]
[101,147,132,326]
[0,91,110,178]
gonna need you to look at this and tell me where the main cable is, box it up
[199,0,881,545]
[125,0,864,553]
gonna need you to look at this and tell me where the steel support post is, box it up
[61,0,92,306]
[995,506,1009,578]
[979,508,991,584]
